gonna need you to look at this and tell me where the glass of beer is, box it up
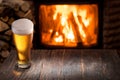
[12,18,34,69]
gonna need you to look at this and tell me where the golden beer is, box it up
[12,18,33,68]
[13,33,32,66]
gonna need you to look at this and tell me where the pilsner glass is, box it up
[12,18,33,69]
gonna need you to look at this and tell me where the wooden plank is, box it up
[39,49,65,80]
[0,49,120,80]
[60,49,82,80]
[101,50,120,80]
[0,50,17,80]
[81,50,103,80]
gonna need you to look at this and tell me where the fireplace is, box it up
[33,0,103,49]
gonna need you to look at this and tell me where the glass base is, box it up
[17,62,31,69]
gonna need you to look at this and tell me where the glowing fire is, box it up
[39,4,98,47]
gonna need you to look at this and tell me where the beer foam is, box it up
[12,18,33,35]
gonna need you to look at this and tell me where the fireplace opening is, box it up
[33,0,103,49]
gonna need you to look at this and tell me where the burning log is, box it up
[69,12,95,46]
[69,12,82,43]
[77,15,94,45]
[49,15,65,43]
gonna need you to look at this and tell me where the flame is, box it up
[40,4,98,46]
[53,5,77,43]
[54,35,63,42]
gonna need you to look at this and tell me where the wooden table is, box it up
[0,49,120,80]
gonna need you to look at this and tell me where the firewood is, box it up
[7,17,14,25]
[24,10,33,20]
[69,12,82,42]
[1,50,10,58]
[0,20,9,32]
[0,40,9,49]
[5,30,12,36]
[0,16,9,22]
[16,10,25,17]
[21,2,30,12]
[77,16,93,44]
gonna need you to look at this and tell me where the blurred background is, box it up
[0,0,120,65]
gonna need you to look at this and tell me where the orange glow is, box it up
[39,4,98,47]
[54,35,63,42]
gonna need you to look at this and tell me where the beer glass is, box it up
[12,18,33,69]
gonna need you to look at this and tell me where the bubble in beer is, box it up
[12,18,33,35]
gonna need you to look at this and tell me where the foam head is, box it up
[12,18,34,35]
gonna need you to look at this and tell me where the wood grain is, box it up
[0,49,120,80]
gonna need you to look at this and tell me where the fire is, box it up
[54,32,63,42]
[54,35,63,42]
[40,4,98,47]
